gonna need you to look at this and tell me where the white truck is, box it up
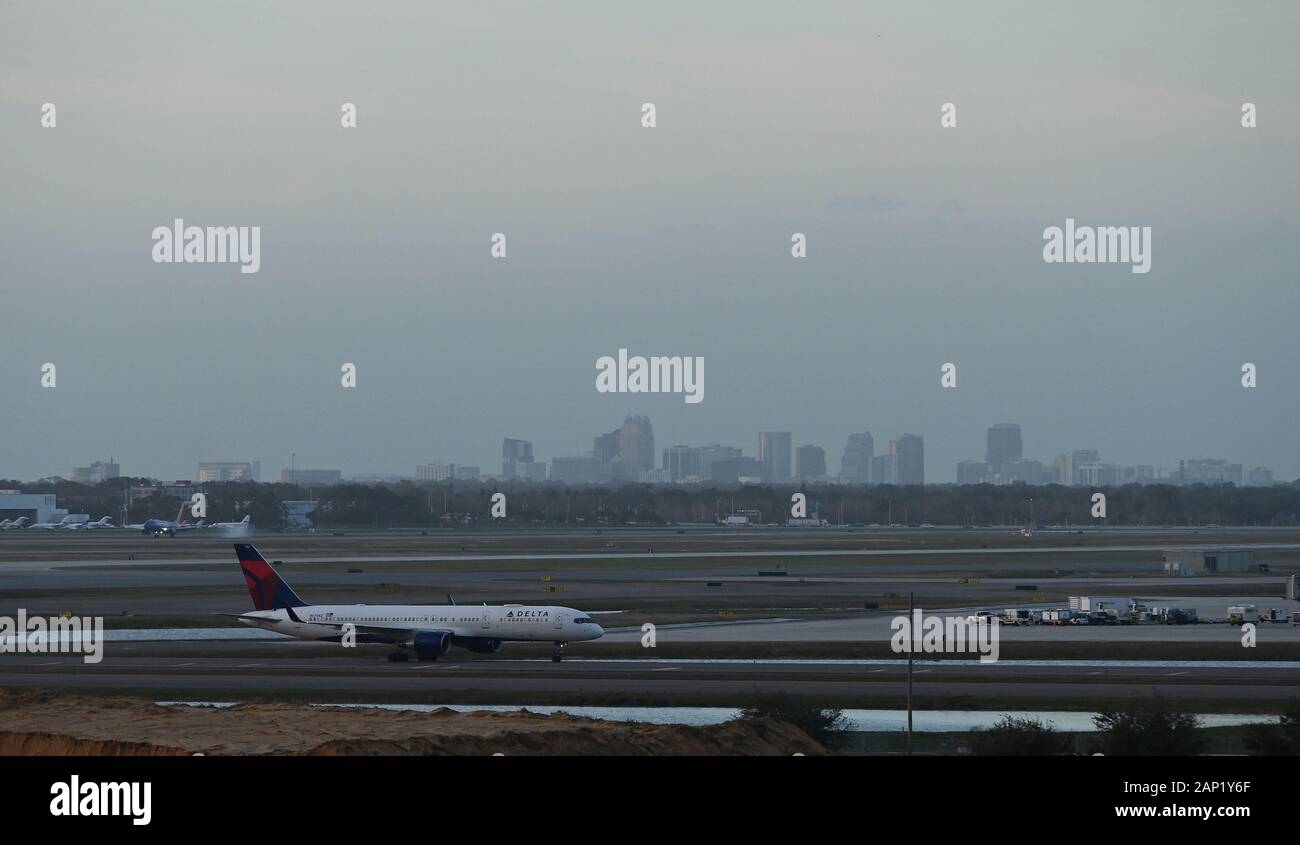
[1227,605,1259,624]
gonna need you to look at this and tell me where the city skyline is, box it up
[3,4,1297,486]
[21,415,1286,488]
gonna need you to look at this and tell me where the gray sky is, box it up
[2,1,1297,481]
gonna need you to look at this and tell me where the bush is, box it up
[971,716,1074,756]
[739,694,850,750]
[1092,695,1206,756]
[1244,700,1300,756]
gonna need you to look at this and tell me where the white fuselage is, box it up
[237,603,604,644]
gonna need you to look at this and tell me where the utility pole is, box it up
[907,590,914,756]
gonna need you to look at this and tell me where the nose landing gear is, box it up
[552,641,567,663]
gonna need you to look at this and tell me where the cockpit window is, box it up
[574,617,593,625]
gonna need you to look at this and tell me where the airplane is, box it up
[127,503,203,537]
[0,517,31,530]
[68,517,116,531]
[206,515,251,531]
[227,543,605,663]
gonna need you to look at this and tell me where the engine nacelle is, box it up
[411,631,452,660]
[456,637,503,654]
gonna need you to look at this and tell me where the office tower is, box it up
[196,461,256,482]
[663,445,701,483]
[956,460,992,485]
[593,430,621,465]
[502,439,534,478]
[758,431,793,482]
[696,444,741,480]
[1070,450,1099,485]
[838,432,873,483]
[795,445,826,480]
[986,423,1023,477]
[72,459,121,485]
[894,433,925,485]
[618,415,655,474]
[872,453,898,485]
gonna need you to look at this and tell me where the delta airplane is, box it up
[229,544,604,662]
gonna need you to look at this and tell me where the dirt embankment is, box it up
[0,690,821,756]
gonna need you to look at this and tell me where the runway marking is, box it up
[868,669,889,673]
[652,667,679,671]
[1165,671,1188,676]
[171,663,194,668]
[38,660,62,666]
[1088,671,1104,675]
[236,663,262,668]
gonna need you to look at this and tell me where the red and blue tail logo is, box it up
[235,544,307,610]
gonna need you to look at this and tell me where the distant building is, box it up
[711,456,763,484]
[758,431,793,482]
[1179,459,1243,486]
[550,456,604,484]
[501,439,535,479]
[1002,458,1044,485]
[1161,547,1259,575]
[196,461,259,482]
[663,445,701,483]
[956,461,992,485]
[416,463,457,482]
[894,434,924,485]
[795,445,826,480]
[1245,466,1275,486]
[453,465,481,481]
[985,424,1022,477]
[72,460,120,485]
[838,432,873,484]
[1069,450,1099,485]
[618,415,655,475]
[0,493,63,525]
[519,461,547,482]
[696,445,742,480]
[280,468,342,486]
[871,453,898,485]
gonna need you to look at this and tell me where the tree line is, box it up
[6,476,1299,529]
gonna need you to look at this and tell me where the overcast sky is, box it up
[2,1,1297,482]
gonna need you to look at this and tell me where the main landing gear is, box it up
[552,641,567,663]
[387,651,410,663]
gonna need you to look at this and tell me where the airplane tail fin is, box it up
[234,544,307,610]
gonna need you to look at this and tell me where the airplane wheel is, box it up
[552,654,562,663]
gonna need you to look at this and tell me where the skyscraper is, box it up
[838,432,873,483]
[758,431,792,482]
[894,434,925,485]
[795,445,826,480]
[502,438,534,478]
[986,423,1023,478]
[618,415,655,475]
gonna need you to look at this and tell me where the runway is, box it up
[3,651,1298,708]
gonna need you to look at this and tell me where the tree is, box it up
[1093,695,1206,756]
[971,716,1074,756]
[1244,700,1300,756]
[740,694,850,750]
